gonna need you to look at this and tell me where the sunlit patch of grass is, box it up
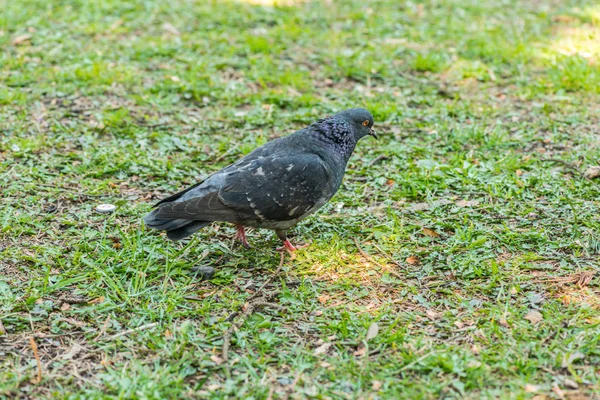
[297,247,401,285]
[534,6,600,92]
[567,4,600,26]
[547,55,600,92]
[551,26,600,60]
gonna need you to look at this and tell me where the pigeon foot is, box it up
[276,240,309,257]
[234,225,250,248]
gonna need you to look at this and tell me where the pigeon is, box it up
[144,108,377,252]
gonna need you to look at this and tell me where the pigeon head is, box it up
[334,108,377,141]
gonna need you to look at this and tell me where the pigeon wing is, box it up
[150,152,332,224]
[218,153,332,223]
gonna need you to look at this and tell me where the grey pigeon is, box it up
[144,108,376,252]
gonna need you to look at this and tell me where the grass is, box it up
[1,0,600,398]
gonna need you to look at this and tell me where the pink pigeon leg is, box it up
[234,225,250,248]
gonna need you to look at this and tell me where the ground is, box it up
[1,0,600,398]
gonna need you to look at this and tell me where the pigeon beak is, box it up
[369,128,378,139]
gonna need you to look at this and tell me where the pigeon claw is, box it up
[234,225,250,249]
[276,240,309,258]
[277,240,297,259]
[280,239,297,252]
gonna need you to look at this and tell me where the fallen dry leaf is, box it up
[563,378,578,389]
[584,166,600,179]
[62,343,83,360]
[455,199,480,207]
[13,34,32,45]
[372,380,382,390]
[210,355,223,365]
[366,322,379,341]
[524,384,539,393]
[406,256,419,265]
[100,354,110,367]
[524,310,543,324]
[90,296,105,304]
[498,318,510,328]
[313,342,332,355]
[425,310,439,320]
[318,294,330,304]
[454,321,465,329]
[422,228,440,237]
[164,329,172,338]
[320,361,332,368]
[354,345,367,357]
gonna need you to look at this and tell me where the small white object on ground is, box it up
[96,204,117,213]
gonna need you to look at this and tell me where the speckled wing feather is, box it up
[151,152,332,224]
[219,153,331,223]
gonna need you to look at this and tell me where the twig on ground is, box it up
[184,296,203,301]
[532,271,595,288]
[368,154,389,167]
[29,337,43,383]
[224,311,239,323]
[94,315,111,340]
[372,243,404,269]
[354,238,385,268]
[59,295,90,305]
[108,322,158,340]
[398,350,437,373]
[250,301,284,311]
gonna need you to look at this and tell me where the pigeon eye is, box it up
[362,120,369,127]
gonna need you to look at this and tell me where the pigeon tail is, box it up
[144,209,210,241]
[166,221,210,241]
